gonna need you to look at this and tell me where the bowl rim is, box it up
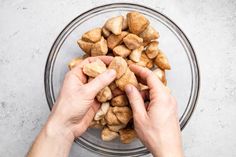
[44,2,200,156]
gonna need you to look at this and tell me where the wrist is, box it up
[44,113,75,143]
[27,115,74,157]
[148,131,184,157]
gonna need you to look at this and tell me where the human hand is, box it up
[125,65,184,157]
[47,56,116,141]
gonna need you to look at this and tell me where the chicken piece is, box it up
[94,102,110,121]
[115,68,139,91]
[89,120,103,128]
[154,50,171,70]
[137,53,149,67]
[146,60,154,69]
[122,17,128,30]
[96,87,112,103]
[108,56,128,79]
[111,95,129,107]
[139,83,149,91]
[136,53,153,69]
[100,117,107,126]
[144,41,151,47]
[105,107,121,125]
[111,87,125,97]
[77,39,93,55]
[101,127,119,141]
[123,34,143,50]
[126,59,136,66]
[127,12,150,34]
[119,129,137,144]
[105,16,124,35]
[113,45,131,58]
[68,57,84,70]
[145,41,159,59]
[153,68,167,85]
[102,27,111,38]
[112,106,133,125]
[91,37,108,56]
[107,31,128,49]
[139,26,159,41]
[129,46,144,62]
[82,58,106,77]
[109,82,117,91]
[82,28,102,43]
[108,124,126,132]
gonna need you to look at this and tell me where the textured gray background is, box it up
[0,0,236,157]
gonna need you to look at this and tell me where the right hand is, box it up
[125,65,184,157]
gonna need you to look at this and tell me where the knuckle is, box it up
[142,68,151,75]
[145,68,152,75]
[79,85,90,95]
[96,75,105,84]
[158,93,177,110]
[144,69,156,80]
[160,94,169,102]
[94,76,107,89]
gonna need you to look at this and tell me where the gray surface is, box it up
[0,0,235,157]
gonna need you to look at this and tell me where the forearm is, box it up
[145,133,183,157]
[27,116,74,157]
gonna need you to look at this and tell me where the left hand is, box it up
[47,56,116,141]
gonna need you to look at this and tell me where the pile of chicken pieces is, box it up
[68,12,171,144]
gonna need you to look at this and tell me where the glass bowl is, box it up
[44,3,200,156]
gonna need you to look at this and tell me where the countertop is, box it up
[0,0,236,156]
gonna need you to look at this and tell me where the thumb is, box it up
[125,84,147,121]
[84,69,116,97]
[80,101,100,128]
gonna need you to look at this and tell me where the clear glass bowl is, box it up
[44,3,200,156]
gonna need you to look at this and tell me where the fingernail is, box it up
[107,69,116,77]
[125,84,133,93]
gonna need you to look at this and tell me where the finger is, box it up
[73,56,113,70]
[96,56,114,65]
[82,101,100,126]
[129,64,165,92]
[84,69,116,97]
[74,101,100,136]
[82,56,113,65]
[69,67,87,84]
[71,56,114,84]
[111,87,148,101]
[90,100,101,112]
[125,84,147,120]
